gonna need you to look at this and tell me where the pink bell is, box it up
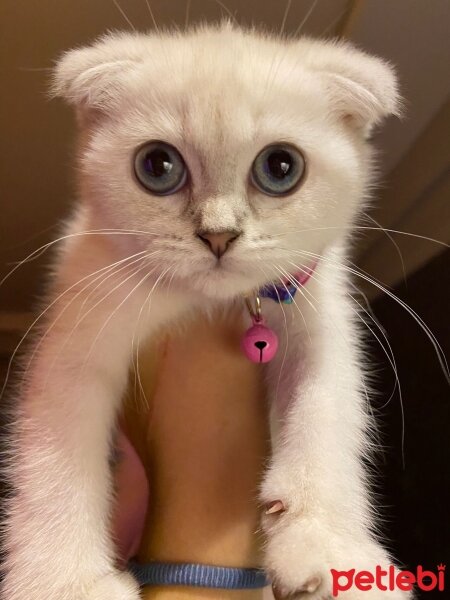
[241,318,279,363]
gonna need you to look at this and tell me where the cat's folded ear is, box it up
[302,40,402,136]
[51,34,143,124]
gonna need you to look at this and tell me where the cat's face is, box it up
[56,25,399,299]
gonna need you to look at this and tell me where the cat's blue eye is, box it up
[134,141,187,195]
[251,144,306,196]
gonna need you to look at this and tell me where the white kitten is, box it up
[2,23,409,600]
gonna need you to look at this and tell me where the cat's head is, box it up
[53,23,400,299]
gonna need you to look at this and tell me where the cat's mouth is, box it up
[185,257,268,299]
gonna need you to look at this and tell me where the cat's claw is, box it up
[273,576,321,599]
[299,576,322,593]
[265,499,286,515]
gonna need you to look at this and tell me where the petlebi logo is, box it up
[330,564,445,596]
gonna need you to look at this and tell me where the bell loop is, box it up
[245,294,262,323]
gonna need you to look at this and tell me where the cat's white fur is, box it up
[2,23,409,599]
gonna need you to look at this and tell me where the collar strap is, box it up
[128,560,269,589]
[259,263,316,304]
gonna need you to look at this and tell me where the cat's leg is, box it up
[1,240,185,600]
[260,270,410,599]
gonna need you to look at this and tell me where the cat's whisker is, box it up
[17,66,53,72]
[320,3,352,38]
[271,225,449,249]
[133,339,145,412]
[185,0,192,31]
[144,0,159,32]
[131,273,157,412]
[291,259,403,462]
[283,259,377,360]
[349,292,404,466]
[270,263,383,441]
[262,40,299,105]
[74,254,162,333]
[0,228,162,289]
[348,281,400,410]
[132,265,173,412]
[275,263,318,317]
[129,262,162,412]
[0,250,149,401]
[111,0,136,31]
[278,244,389,290]
[209,0,239,26]
[277,262,387,450]
[272,265,315,341]
[280,246,448,397]
[42,255,162,390]
[41,261,151,394]
[79,265,163,383]
[316,262,403,463]
[360,213,407,285]
[293,0,320,38]
[280,0,292,36]
[27,253,153,380]
[275,263,372,388]
[353,301,401,410]
[166,264,180,295]
[348,281,377,324]
[282,247,449,381]
[77,252,152,319]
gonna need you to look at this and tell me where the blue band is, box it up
[259,281,297,304]
[129,560,270,589]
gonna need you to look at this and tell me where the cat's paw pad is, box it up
[85,570,140,600]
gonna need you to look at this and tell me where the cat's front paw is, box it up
[263,514,411,599]
[264,513,332,599]
[85,570,141,600]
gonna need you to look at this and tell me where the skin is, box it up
[113,307,270,600]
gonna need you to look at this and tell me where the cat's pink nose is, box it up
[197,230,241,258]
